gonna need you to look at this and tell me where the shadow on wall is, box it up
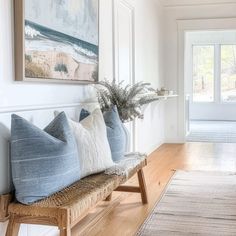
[0,123,12,194]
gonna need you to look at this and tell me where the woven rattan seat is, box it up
[6,157,147,236]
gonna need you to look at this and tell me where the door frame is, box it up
[177,18,236,142]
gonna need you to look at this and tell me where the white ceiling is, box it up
[159,0,236,7]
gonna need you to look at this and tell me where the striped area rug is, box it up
[137,171,236,236]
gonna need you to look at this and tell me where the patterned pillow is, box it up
[11,112,80,205]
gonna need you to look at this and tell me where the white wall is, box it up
[132,0,165,152]
[0,0,164,235]
[163,1,236,142]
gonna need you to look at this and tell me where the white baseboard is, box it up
[164,138,185,144]
[145,141,164,156]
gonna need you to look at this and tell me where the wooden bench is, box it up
[5,157,148,236]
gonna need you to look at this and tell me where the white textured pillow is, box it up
[66,109,114,178]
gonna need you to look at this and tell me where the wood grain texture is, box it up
[137,169,148,204]
[115,186,141,193]
[14,0,24,82]
[59,228,71,236]
[72,143,236,236]
[77,196,122,236]
[0,194,12,222]
[5,215,20,236]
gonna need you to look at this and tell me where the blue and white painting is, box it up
[24,0,98,82]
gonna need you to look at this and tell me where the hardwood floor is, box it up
[72,143,236,236]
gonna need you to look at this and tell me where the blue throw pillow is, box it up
[11,112,80,205]
[80,107,126,162]
[103,106,126,162]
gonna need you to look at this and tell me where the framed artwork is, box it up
[14,0,99,83]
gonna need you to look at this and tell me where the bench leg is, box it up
[5,215,20,236]
[105,193,112,201]
[60,228,71,236]
[137,169,148,204]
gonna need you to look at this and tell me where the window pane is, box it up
[221,45,236,102]
[192,45,214,102]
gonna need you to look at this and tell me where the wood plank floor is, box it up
[72,143,236,236]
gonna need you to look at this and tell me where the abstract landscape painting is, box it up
[20,0,99,82]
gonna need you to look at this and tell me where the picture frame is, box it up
[14,0,99,84]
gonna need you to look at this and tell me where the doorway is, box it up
[185,30,236,143]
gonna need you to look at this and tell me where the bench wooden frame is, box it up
[0,194,12,222]
[5,167,148,236]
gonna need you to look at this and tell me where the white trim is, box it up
[177,23,186,142]
[145,141,163,156]
[0,102,98,114]
[178,18,236,31]
[161,0,236,7]
[113,0,135,84]
[113,0,136,151]
[215,44,221,103]
[112,0,116,80]
[178,18,236,141]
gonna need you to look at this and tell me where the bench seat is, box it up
[6,156,147,236]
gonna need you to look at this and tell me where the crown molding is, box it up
[161,0,236,7]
